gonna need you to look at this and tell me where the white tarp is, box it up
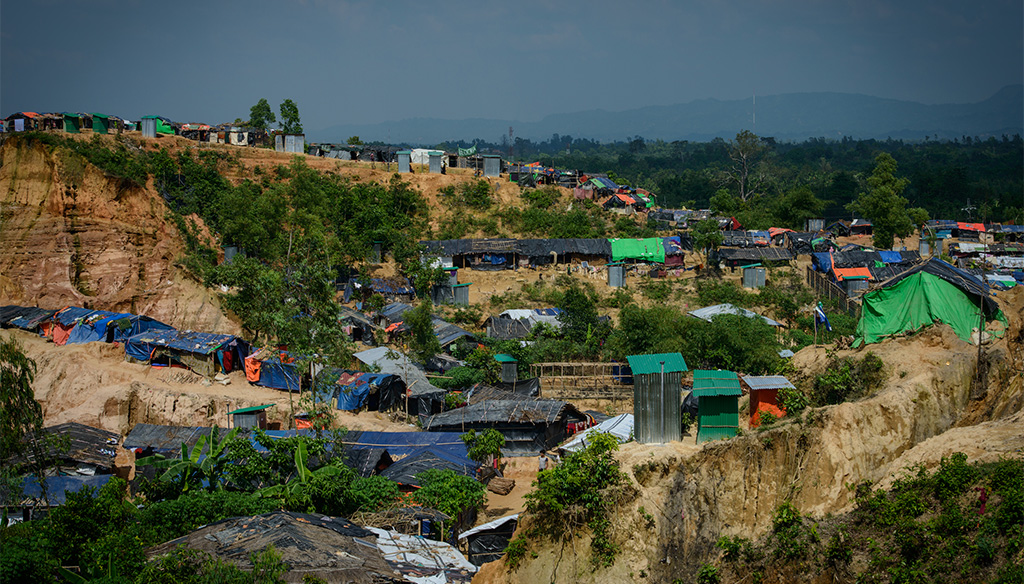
[458,514,519,540]
[561,413,634,453]
[688,303,783,327]
[498,309,562,330]
[368,527,476,583]
[989,256,1024,269]
[410,149,444,164]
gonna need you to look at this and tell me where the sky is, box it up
[2,0,1022,132]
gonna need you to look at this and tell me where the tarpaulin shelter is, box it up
[146,512,398,584]
[125,329,246,377]
[459,514,519,566]
[64,310,173,345]
[50,306,108,346]
[610,238,666,263]
[332,370,407,411]
[62,113,82,133]
[560,413,634,453]
[339,430,470,459]
[352,347,447,415]
[741,376,794,427]
[0,306,56,334]
[18,422,120,474]
[368,526,477,582]
[422,399,586,455]
[688,303,783,327]
[692,370,742,443]
[244,348,302,391]
[123,423,232,457]
[343,277,415,303]
[380,446,476,487]
[90,113,110,134]
[854,258,1006,346]
[485,308,562,340]
[64,309,129,344]
[11,474,114,507]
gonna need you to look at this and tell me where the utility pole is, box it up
[508,126,514,161]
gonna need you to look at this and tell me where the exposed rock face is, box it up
[0,136,239,333]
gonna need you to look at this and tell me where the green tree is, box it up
[248,98,276,132]
[556,284,600,345]
[410,469,487,524]
[405,299,441,365]
[772,185,827,230]
[847,152,914,249]
[461,429,505,464]
[279,99,302,134]
[346,136,363,145]
[692,218,724,267]
[0,335,42,461]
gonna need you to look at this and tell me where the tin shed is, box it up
[741,375,794,427]
[229,404,272,430]
[626,353,687,444]
[692,370,742,443]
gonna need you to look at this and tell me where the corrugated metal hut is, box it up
[229,404,272,430]
[741,375,794,427]
[626,352,687,444]
[692,370,742,443]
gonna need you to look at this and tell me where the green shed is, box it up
[91,113,110,134]
[63,113,81,133]
[692,370,742,443]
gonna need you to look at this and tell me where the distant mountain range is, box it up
[311,85,1023,145]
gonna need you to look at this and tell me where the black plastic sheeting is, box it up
[338,447,393,477]
[0,305,56,329]
[497,377,540,397]
[379,446,476,487]
[421,238,612,259]
[465,518,519,566]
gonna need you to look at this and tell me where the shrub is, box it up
[696,563,720,584]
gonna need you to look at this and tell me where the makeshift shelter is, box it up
[380,446,476,487]
[560,413,634,452]
[352,347,447,415]
[244,348,302,391]
[854,258,1006,346]
[422,399,586,455]
[741,376,794,427]
[0,306,56,334]
[64,309,130,344]
[146,512,401,584]
[50,307,106,346]
[20,422,120,476]
[9,475,114,508]
[123,423,231,457]
[368,526,477,583]
[343,277,415,303]
[332,370,408,412]
[459,514,520,566]
[627,353,687,444]
[602,193,638,214]
[62,112,81,133]
[125,329,245,377]
[692,370,742,443]
[486,308,562,340]
[688,303,783,327]
[340,431,470,459]
[337,447,393,477]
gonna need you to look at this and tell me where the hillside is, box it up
[474,301,1024,583]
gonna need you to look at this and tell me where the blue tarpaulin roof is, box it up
[334,371,400,410]
[126,329,235,356]
[247,349,302,391]
[253,429,470,460]
[380,446,476,486]
[878,250,904,264]
[54,306,100,327]
[17,474,114,506]
[66,310,132,344]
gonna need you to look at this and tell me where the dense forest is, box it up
[438,132,1024,223]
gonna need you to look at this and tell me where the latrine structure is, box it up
[627,353,687,444]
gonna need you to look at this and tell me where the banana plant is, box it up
[259,440,342,509]
[137,425,239,494]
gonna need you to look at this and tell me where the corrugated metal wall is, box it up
[697,396,739,443]
[633,370,682,443]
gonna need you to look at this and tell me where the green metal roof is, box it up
[228,404,274,415]
[692,370,742,397]
[494,354,517,363]
[626,353,688,375]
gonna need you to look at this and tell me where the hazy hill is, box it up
[313,85,1023,145]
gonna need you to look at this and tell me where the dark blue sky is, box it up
[2,0,1021,132]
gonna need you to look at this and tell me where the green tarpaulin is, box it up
[609,238,665,263]
[855,271,1005,346]
[458,145,477,156]
[142,116,174,135]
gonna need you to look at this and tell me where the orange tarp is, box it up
[833,267,872,281]
[751,402,786,428]
[244,356,262,383]
[52,323,74,346]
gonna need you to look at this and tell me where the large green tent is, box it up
[609,237,665,263]
[855,260,1006,346]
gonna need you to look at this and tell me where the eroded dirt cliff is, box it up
[0,135,238,333]
[476,293,1024,584]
